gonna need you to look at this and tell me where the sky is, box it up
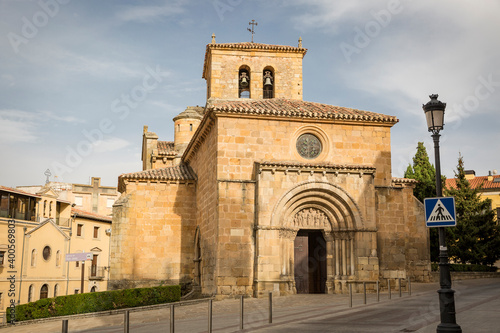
[1,0,499,188]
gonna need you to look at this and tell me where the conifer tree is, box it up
[404,142,437,203]
[444,155,500,265]
[404,142,440,261]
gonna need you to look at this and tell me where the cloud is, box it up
[92,137,130,153]
[0,109,38,143]
[115,0,188,23]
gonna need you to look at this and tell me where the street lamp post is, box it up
[423,94,462,333]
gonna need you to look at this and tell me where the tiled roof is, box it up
[446,175,500,190]
[118,165,196,192]
[71,208,112,223]
[259,161,376,172]
[207,99,398,124]
[207,42,307,53]
[392,178,418,184]
[1,185,40,198]
[203,42,307,78]
[157,141,176,156]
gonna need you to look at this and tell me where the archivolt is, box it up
[270,181,363,231]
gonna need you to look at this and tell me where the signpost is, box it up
[65,252,93,293]
[424,197,456,227]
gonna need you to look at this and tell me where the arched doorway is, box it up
[90,286,96,292]
[294,230,327,294]
[40,284,48,299]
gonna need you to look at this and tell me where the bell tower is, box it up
[202,35,307,100]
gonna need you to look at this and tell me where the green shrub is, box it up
[7,285,180,322]
[431,263,498,272]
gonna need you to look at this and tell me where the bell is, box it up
[240,77,248,87]
[264,77,273,86]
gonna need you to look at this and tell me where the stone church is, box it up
[109,36,431,298]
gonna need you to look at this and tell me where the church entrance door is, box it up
[293,230,327,294]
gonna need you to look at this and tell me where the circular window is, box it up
[296,133,322,159]
[43,246,51,261]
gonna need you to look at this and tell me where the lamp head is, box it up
[423,94,446,134]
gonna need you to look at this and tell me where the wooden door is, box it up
[294,235,309,293]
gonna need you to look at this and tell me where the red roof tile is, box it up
[157,141,176,156]
[207,98,398,124]
[446,175,500,190]
[71,208,112,223]
[0,185,40,198]
[118,164,196,192]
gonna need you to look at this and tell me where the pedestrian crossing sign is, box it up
[424,197,456,227]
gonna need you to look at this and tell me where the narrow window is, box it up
[189,124,193,131]
[239,67,250,98]
[56,250,61,267]
[74,289,79,294]
[76,261,79,268]
[263,68,274,99]
[43,200,47,217]
[93,226,99,239]
[31,249,36,266]
[40,284,48,299]
[28,285,34,302]
[0,251,5,266]
[77,224,83,237]
[54,284,59,297]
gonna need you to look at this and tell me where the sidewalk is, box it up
[2,278,499,332]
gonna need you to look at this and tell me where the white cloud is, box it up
[92,137,130,153]
[0,109,38,142]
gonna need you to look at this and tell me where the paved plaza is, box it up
[3,278,499,333]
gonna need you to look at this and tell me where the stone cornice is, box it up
[257,162,376,177]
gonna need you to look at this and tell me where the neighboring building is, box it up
[110,38,431,298]
[0,185,111,310]
[445,170,500,220]
[18,177,119,217]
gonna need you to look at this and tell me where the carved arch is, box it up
[271,181,363,231]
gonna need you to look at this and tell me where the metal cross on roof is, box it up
[247,20,258,43]
[44,169,51,184]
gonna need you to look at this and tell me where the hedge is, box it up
[431,263,498,272]
[7,285,180,322]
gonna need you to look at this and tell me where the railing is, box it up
[347,278,412,307]
[89,266,105,280]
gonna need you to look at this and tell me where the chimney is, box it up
[488,171,493,182]
[464,170,475,180]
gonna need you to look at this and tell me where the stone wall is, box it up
[188,118,220,295]
[109,181,196,289]
[375,186,431,283]
[205,49,304,100]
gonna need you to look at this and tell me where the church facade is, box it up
[109,37,431,298]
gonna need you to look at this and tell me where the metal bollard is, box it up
[388,279,391,299]
[399,278,402,297]
[349,283,352,308]
[408,277,412,296]
[376,280,380,302]
[208,299,213,333]
[170,304,175,333]
[363,282,366,304]
[62,320,68,333]
[268,292,273,324]
[240,295,244,330]
[124,310,129,333]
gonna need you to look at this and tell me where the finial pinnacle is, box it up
[211,33,216,44]
[247,20,258,43]
[298,37,302,48]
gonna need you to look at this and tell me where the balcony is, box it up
[89,266,106,280]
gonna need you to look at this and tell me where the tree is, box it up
[444,154,500,266]
[404,142,437,203]
[404,142,440,261]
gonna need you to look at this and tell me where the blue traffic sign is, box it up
[424,197,456,227]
